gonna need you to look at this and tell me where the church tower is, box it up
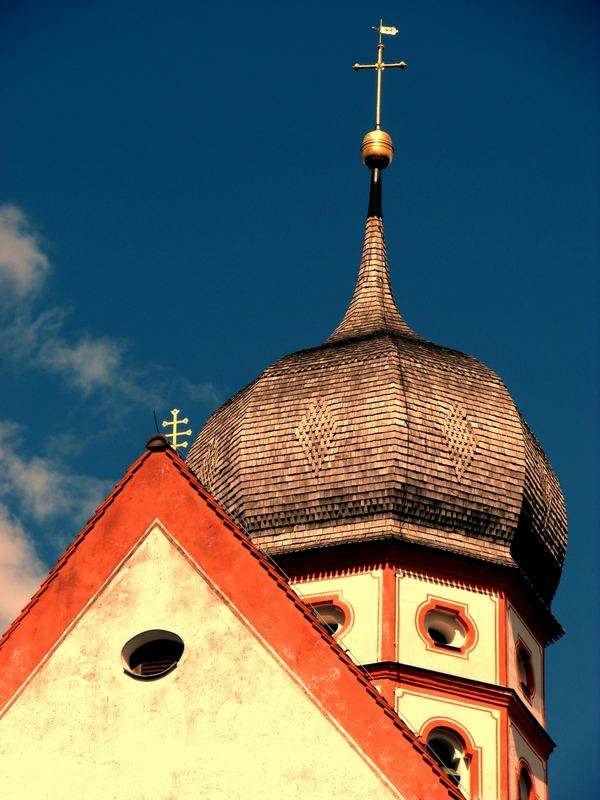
[187,25,566,800]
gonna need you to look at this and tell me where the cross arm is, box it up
[353,61,407,71]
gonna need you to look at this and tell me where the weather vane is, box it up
[353,20,406,170]
[161,408,192,451]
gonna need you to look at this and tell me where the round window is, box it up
[312,604,345,635]
[122,630,184,679]
[425,609,467,649]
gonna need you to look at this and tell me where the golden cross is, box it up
[353,20,407,130]
[161,408,192,451]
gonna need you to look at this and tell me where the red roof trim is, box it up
[0,447,462,800]
[0,450,151,648]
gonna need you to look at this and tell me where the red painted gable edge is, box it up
[0,447,462,800]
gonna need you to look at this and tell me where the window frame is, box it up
[416,596,478,658]
[515,639,536,701]
[420,719,481,799]
[517,759,536,800]
[121,629,184,681]
[304,592,354,639]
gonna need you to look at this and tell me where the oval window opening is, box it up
[312,604,345,636]
[425,610,467,650]
[122,630,184,680]
[428,625,449,645]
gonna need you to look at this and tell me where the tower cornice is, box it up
[277,540,563,645]
[366,661,555,761]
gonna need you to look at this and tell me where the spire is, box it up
[327,171,416,342]
[327,23,416,343]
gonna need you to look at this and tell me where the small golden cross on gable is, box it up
[353,20,407,130]
[161,408,192,451]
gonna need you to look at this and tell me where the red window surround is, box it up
[302,592,354,639]
[517,759,536,800]
[416,596,478,658]
[515,640,536,700]
[420,717,481,799]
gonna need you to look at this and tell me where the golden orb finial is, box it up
[361,129,394,169]
[353,21,406,170]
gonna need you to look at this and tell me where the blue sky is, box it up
[0,1,597,795]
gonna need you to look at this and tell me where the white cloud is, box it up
[0,305,63,363]
[0,305,142,402]
[0,419,113,631]
[0,502,47,634]
[0,203,222,634]
[0,421,111,527]
[39,335,124,395]
[0,303,219,412]
[178,377,221,409]
[0,203,144,403]
[0,205,220,413]
[0,205,49,298]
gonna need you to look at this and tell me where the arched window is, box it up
[518,764,534,800]
[516,641,535,699]
[426,727,470,789]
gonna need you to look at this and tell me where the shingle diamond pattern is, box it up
[442,404,478,480]
[187,203,568,605]
[296,398,338,473]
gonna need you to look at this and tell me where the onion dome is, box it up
[186,169,566,605]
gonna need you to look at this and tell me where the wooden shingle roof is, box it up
[187,176,567,604]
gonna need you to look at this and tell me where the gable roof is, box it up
[0,442,462,800]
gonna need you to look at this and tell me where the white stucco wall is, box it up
[0,525,405,800]
[397,570,499,684]
[292,569,383,664]
[508,723,547,800]
[506,602,545,723]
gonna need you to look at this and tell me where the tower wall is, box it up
[395,570,499,684]
[509,723,548,800]
[506,601,545,724]
[286,548,554,800]
[393,688,502,799]
[292,567,384,664]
